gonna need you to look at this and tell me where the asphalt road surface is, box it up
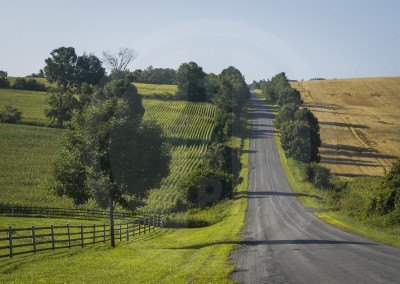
[232,92,400,283]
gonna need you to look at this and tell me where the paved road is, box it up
[232,92,400,283]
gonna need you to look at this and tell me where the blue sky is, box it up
[1,0,399,82]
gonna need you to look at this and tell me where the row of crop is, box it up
[143,100,216,142]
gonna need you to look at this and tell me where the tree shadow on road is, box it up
[234,191,321,200]
[166,239,376,250]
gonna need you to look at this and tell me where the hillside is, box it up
[291,77,400,177]
[0,84,215,211]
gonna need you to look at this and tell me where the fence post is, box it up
[50,225,55,250]
[8,226,13,258]
[132,221,135,237]
[32,226,36,254]
[148,217,151,233]
[80,225,84,247]
[126,229,129,242]
[152,216,155,232]
[161,215,164,228]
[67,224,71,249]
[93,224,96,244]
[119,224,122,241]
[103,224,106,243]
[138,219,141,236]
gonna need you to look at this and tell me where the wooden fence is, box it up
[0,205,133,220]
[0,215,163,258]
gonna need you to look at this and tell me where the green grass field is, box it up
[0,89,48,124]
[0,86,216,213]
[134,82,177,98]
[0,90,250,283]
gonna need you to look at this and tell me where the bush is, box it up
[300,162,331,189]
[181,168,233,208]
[0,105,22,123]
[13,78,47,91]
[0,77,10,89]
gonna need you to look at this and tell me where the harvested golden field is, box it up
[291,77,400,178]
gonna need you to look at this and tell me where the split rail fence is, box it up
[0,205,133,220]
[0,215,163,258]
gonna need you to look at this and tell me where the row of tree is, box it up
[130,66,176,85]
[263,72,330,188]
[178,65,250,209]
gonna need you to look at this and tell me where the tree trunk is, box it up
[109,199,115,248]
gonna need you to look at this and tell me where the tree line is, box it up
[175,63,250,209]
[0,71,47,91]
[263,72,330,188]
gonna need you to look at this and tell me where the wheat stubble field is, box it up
[291,77,400,178]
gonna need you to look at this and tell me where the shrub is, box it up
[0,77,10,89]
[0,105,22,123]
[300,162,331,189]
[13,78,47,91]
[181,168,233,208]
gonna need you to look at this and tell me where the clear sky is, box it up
[1,0,399,82]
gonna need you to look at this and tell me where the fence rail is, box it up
[0,215,163,258]
[0,205,134,220]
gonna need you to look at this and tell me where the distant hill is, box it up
[291,77,400,178]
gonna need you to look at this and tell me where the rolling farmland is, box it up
[0,84,216,212]
[291,77,400,177]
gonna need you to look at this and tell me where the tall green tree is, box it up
[44,47,78,91]
[75,52,105,86]
[44,47,105,91]
[45,89,77,127]
[280,121,320,163]
[50,80,171,247]
[176,62,206,102]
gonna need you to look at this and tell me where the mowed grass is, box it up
[291,77,400,178]
[0,89,48,124]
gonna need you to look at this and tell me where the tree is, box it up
[45,89,77,127]
[176,62,206,102]
[44,47,78,91]
[216,66,250,113]
[44,47,105,91]
[274,103,298,129]
[50,79,170,247]
[102,48,137,79]
[0,70,10,89]
[204,73,219,102]
[276,87,302,106]
[384,159,400,189]
[75,53,105,86]
[280,121,319,163]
